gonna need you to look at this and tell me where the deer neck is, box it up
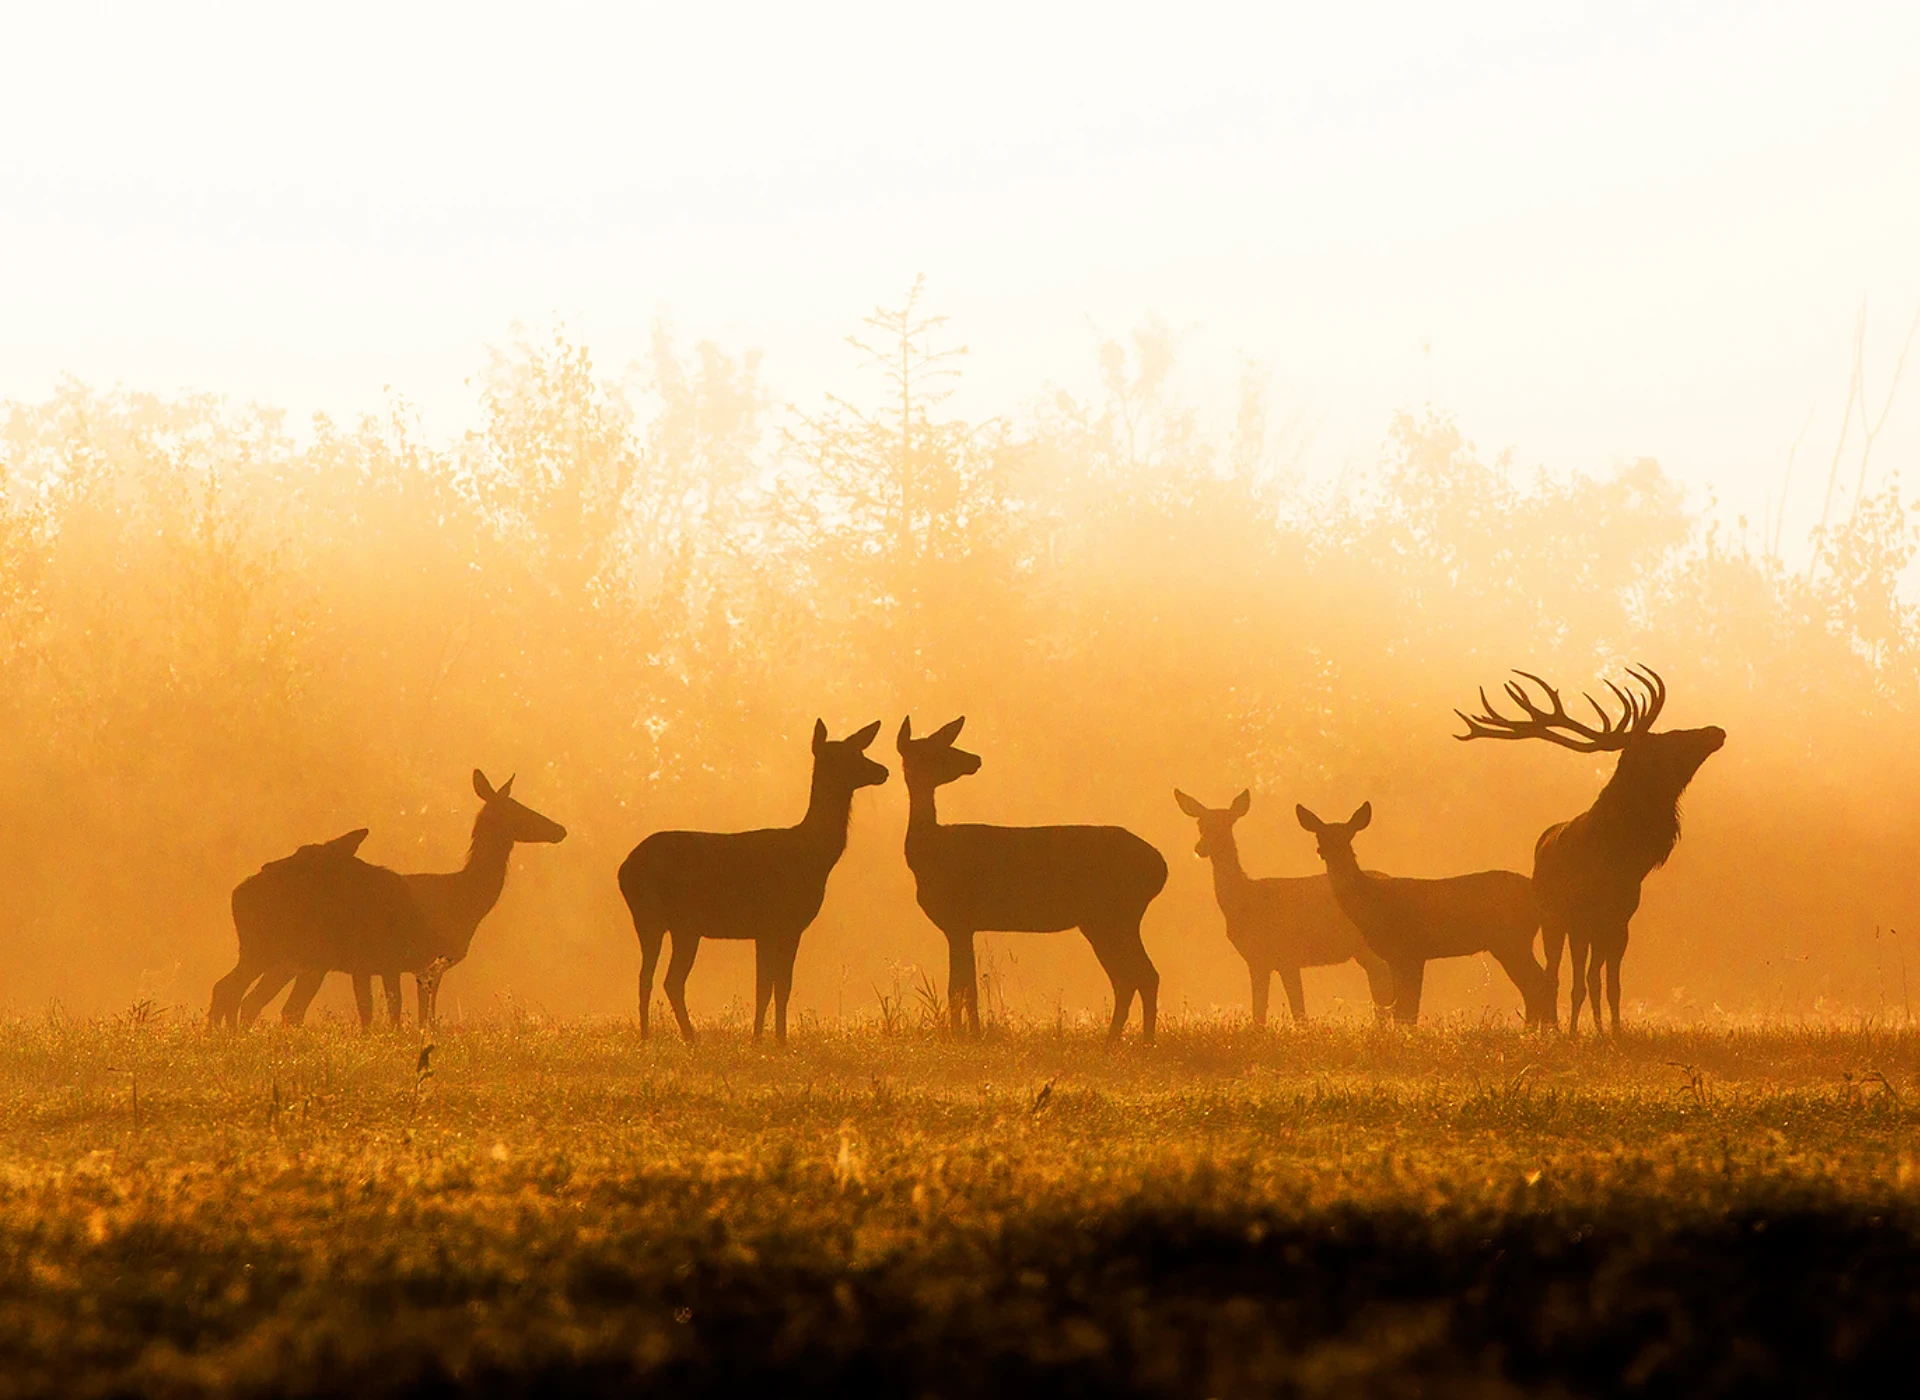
[798,770,856,863]
[1206,834,1254,907]
[435,827,514,958]
[907,780,941,831]
[904,780,945,859]
[1317,843,1374,915]
[1588,758,1684,875]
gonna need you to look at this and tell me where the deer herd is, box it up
[211,665,1723,1043]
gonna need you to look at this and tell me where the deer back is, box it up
[232,852,436,974]
[1230,873,1367,965]
[621,824,847,940]
[907,821,1167,932]
[1339,868,1538,962]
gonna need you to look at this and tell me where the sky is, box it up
[3,1,1918,560]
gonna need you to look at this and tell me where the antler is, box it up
[1454,666,1666,752]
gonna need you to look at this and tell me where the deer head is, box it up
[896,716,982,790]
[1454,665,1725,803]
[472,769,568,846]
[812,719,891,791]
[1295,801,1372,868]
[1174,788,1251,859]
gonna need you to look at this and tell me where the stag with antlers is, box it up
[1456,666,1724,1034]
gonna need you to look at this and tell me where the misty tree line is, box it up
[1,282,1915,1015]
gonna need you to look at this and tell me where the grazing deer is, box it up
[1175,789,1393,1024]
[1294,803,1554,1027]
[229,771,567,1029]
[900,717,1168,1044]
[211,829,433,1029]
[619,720,888,1044]
[1456,665,1724,1034]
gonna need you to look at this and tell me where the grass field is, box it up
[2,1008,1917,1397]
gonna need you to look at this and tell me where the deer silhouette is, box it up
[900,717,1168,1044]
[223,771,567,1029]
[619,719,888,1044]
[1294,803,1554,1027]
[1456,665,1724,1034]
[1175,789,1393,1024]
[211,829,433,1029]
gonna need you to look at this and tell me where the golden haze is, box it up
[1,298,1915,1029]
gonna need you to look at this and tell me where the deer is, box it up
[227,771,567,1029]
[1293,802,1555,1027]
[211,828,433,1029]
[1175,789,1394,1024]
[899,717,1168,1044]
[619,719,888,1044]
[1455,665,1725,1034]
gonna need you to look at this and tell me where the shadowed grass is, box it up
[0,1014,1916,1395]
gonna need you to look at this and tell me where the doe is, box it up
[1175,789,1393,1024]
[619,719,887,1044]
[899,717,1167,1044]
[1294,802,1553,1027]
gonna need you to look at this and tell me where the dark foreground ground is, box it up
[1,1016,1914,1396]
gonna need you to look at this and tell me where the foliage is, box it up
[1,291,1919,1021]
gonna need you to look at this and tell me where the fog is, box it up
[2,6,1918,1026]
[2,297,1915,1026]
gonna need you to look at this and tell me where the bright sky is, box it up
[4,2,1917,556]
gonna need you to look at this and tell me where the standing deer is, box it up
[1455,665,1724,1034]
[1175,789,1393,1024]
[619,719,888,1044]
[211,829,433,1029]
[1294,802,1554,1026]
[900,717,1168,1044]
[230,771,567,1028]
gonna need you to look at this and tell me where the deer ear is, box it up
[931,716,966,745]
[849,719,883,750]
[896,716,913,751]
[473,769,495,801]
[1229,789,1252,820]
[812,718,828,753]
[1174,789,1207,819]
[499,774,516,798]
[1295,804,1323,833]
[1350,801,1372,831]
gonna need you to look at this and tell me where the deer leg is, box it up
[1540,918,1567,1029]
[416,959,450,1029]
[1104,971,1137,1044]
[210,956,267,1029]
[773,942,797,1045]
[1584,946,1606,1037]
[1567,931,1593,1035]
[1279,965,1307,1024]
[1092,923,1158,1045]
[416,971,432,1029]
[240,967,298,1027]
[1084,928,1136,1043]
[1605,945,1626,1036]
[382,973,404,1026]
[1249,963,1270,1028]
[752,941,774,1043]
[663,931,701,1044]
[277,969,327,1027]
[1490,943,1551,1029]
[352,974,375,1030]
[1390,960,1425,1025]
[635,924,665,1040]
[946,932,978,1038]
[1133,934,1160,1046]
[1357,952,1395,1025]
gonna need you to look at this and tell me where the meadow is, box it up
[2,1009,1916,1397]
